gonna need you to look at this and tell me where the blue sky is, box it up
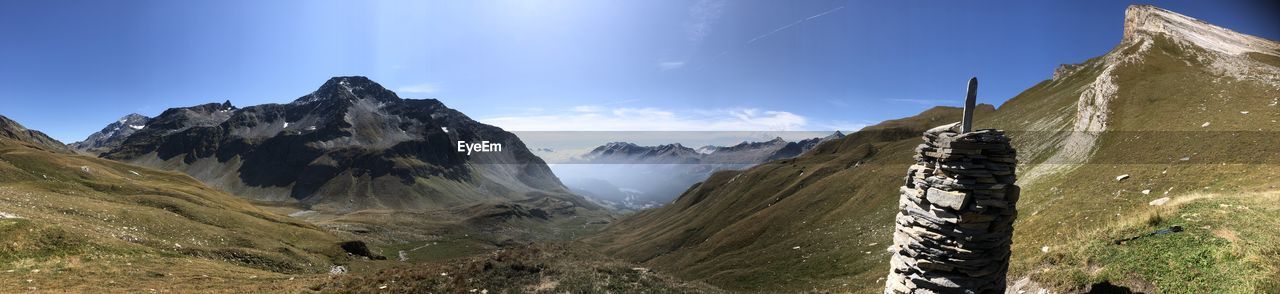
[2,0,1277,143]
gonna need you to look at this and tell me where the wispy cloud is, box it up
[747,6,845,44]
[480,105,811,132]
[396,83,439,94]
[825,99,850,107]
[685,0,726,42]
[658,61,686,71]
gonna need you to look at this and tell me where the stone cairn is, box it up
[883,121,1020,293]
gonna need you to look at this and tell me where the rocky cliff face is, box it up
[70,113,152,155]
[101,76,587,213]
[1122,5,1280,56]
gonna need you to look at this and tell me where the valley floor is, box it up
[321,242,724,293]
[0,239,722,293]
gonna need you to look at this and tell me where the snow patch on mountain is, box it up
[70,113,152,155]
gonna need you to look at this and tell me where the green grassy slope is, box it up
[994,35,1280,293]
[590,28,1280,294]
[588,106,995,291]
[0,121,355,292]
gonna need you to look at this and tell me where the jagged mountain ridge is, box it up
[101,76,594,214]
[583,142,703,164]
[69,113,151,155]
[766,131,846,161]
[591,5,1280,292]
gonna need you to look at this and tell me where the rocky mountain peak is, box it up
[120,113,149,122]
[1122,5,1280,56]
[70,113,153,155]
[296,76,402,104]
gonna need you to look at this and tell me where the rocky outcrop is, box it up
[885,123,1019,294]
[1122,5,1280,57]
[1051,63,1082,81]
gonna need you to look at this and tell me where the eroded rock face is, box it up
[1122,5,1280,56]
[885,123,1019,294]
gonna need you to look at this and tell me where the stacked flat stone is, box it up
[884,122,1019,294]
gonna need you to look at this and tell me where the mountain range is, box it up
[579,132,844,165]
[557,132,845,211]
[92,76,593,215]
[3,4,1277,293]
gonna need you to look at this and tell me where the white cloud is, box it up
[396,83,439,94]
[658,61,686,70]
[480,105,811,132]
[572,105,605,113]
